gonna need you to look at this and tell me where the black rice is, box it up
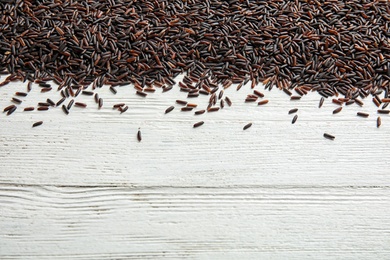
[0,0,388,138]
[193,121,204,128]
[323,133,335,140]
[32,121,43,128]
[288,108,298,114]
[165,106,175,114]
[243,123,252,130]
[137,128,142,142]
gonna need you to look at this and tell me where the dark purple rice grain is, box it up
[109,87,117,95]
[82,91,94,96]
[374,95,382,105]
[295,88,304,96]
[3,104,16,113]
[62,105,69,115]
[333,107,343,114]
[176,100,187,106]
[332,99,343,106]
[137,128,142,142]
[32,121,43,128]
[67,86,76,97]
[357,112,369,118]
[136,91,147,97]
[218,90,224,100]
[40,88,52,93]
[210,87,219,95]
[319,97,325,108]
[75,88,82,97]
[377,117,382,128]
[27,82,32,92]
[290,96,301,100]
[377,110,390,114]
[253,90,264,98]
[283,88,292,97]
[120,106,128,114]
[75,102,87,108]
[195,110,205,115]
[38,83,51,88]
[181,107,193,112]
[67,99,74,110]
[47,99,55,107]
[373,98,381,107]
[0,80,10,87]
[245,97,257,102]
[144,88,156,93]
[11,97,22,104]
[225,97,232,107]
[15,92,27,97]
[193,121,204,128]
[207,107,219,112]
[187,93,199,98]
[236,82,243,91]
[56,97,66,107]
[24,107,35,111]
[288,108,298,114]
[6,106,17,115]
[162,86,173,92]
[113,103,125,108]
[355,99,364,107]
[292,115,298,124]
[258,100,269,106]
[323,133,335,140]
[243,123,252,130]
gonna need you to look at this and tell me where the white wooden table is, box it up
[1,78,390,259]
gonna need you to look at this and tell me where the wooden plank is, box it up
[1,185,390,259]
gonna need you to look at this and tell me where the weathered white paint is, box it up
[0,78,390,259]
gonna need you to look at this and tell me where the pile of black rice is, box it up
[1,0,390,138]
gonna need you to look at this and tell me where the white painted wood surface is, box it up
[1,78,390,259]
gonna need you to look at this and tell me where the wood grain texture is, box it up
[1,185,390,259]
[0,79,390,259]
